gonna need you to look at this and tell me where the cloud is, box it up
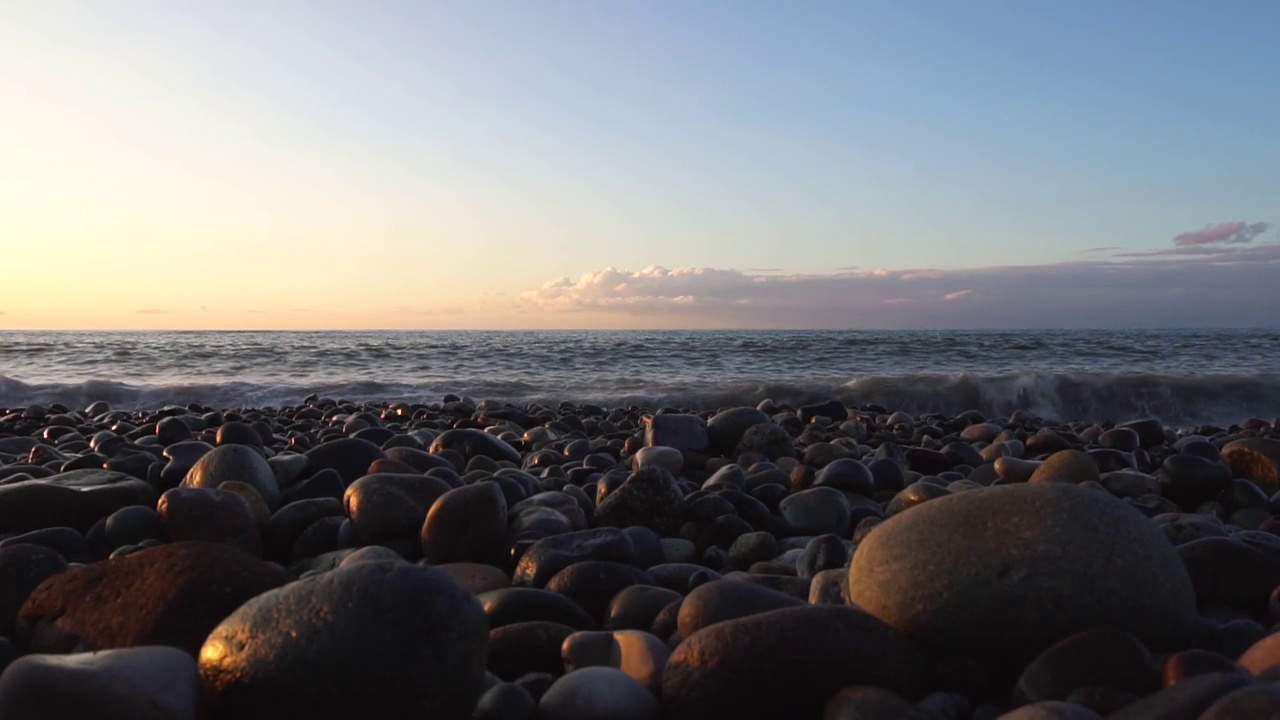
[1173,221,1270,246]
[511,243,1280,328]
[746,267,783,273]
[135,308,168,314]
[200,306,208,313]
[291,308,312,313]
[246,309,267,315]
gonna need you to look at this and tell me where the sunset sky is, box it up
[2,1,1277,330]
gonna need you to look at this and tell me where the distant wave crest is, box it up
[2,372,1277,427]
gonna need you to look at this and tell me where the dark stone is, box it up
[478,587,596,630]
[158,487,262,557]
[1014,628,1159,704]
[0,470,156,534]
[676,579,804,638]
[1118,419,1165,449]
[814,458,875,496]
[103,505,167,549]
[0,528,88,565]
[181,444,280,510]
[0,544,67,637]
[733,423,795,460]
[280,467,343,504]
[797,534,847,581]
[343,473,451,545]
[487,621,577,681]
[472,683,535,720]
[1161,455,1233,510]
[604,585,683,631]
[263,498,345,561]
[198,561,488,719]
[545,561,653,623]
[1221,438,1280,493]
[17,542,289,655]
[1162,650,1243,686]
[430,428,521,464]
[706,408,772,455]
[513,528,636,588]
[539,666,658,720]
[1178,537,1280,617]
[779,486,850,536]
[662,605,923,720]
[421,482,509,566]
[1199,683,1280,719]
[594,467,684,536]
[0,645,198,720]
[303,437,386,485]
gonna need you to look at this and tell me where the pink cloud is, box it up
[1173,221,1270,246]
[510,248,1280,329]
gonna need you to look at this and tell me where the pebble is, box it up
[181,444,281,510]
[0,645,198,720]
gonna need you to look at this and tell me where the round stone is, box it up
[594,467,684,536]
[198,561,488,719]
[847,482,1201,658]
[1028,450,1100,485]
[0,646,198,720]
[539,667,658,720]
[778,487,851,536]
[421,482,508,566]
[181,445,280,510]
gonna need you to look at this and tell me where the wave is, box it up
[2,372,1278,427]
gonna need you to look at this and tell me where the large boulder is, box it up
[644,414,709,453]
[17,542,290,655]
[303,437,385,485]
[662,605,923,720]
[847,483,1201,658]
[421,482,509,566]
[181,445,280,510]
[198,561,488,720]
[0,470,155,533]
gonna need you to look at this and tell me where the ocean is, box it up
[1,329,1277,426]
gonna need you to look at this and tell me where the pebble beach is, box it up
[0,391,1278,719]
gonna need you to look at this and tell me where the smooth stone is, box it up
[561,629,670,694]
[1154,513,1229,545]
[1100,471,1160,499]
[796,533,847,580]
[303,437,386,485]
[706,408,772,454]
[644,414,709,453]
[104,505,168,549]
[779,486,851,536]
[343,473,451,545]
[1162,650,1243,686]
[1161,454,1233,509]
[157,488,262,557]
[422,482,508,566]
[430,428,522,464]
[595,467,684,536]
[279,468,344,504]
[1028,450,1099,485]
[814,458,875,496]
[265,453,308,488]
[1177,537,1280,616]
[604,585,683,631]
[263,498,345,561]
[0,646,198,720]
[17,542,289,655]
[216,481,270,527]
[996,702,1103,719]
[994,457,1042,483]
[1222,438,1280,492]
[885,481,951,516]
[198,561,488,719]
[0,470,156,534]
[487,621,578,681]
[808,567,848,605]
[961,423,1004,443]
[1014,628,1158,704]
[479,587,597,630]
[538,667,658,720]
[847,483,1201,658]
[0,544,68,636]
[0,527,89,565]
[647,564,720,594]
[677,579,804,638]
[660,538,697,564]
[180,444,280,510]
[1236,632,1280,676]
[631,446,684,475]
[823,686,923,719]
[1199,682,1280,718]
[471,683,535,720]
[513,528,636,589]
[546,561,653,623]
[662,605,923,720]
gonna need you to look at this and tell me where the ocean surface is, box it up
[1,329,1278,426]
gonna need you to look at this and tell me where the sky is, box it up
[1,0,1277,330]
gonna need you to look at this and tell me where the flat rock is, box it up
[17,542,290,655]
[430,428,521,464]
[0,645,198,720]
[198,561,488,719]
[847,483,1201,658]
[0,470,156,533]
[644,414,709,453]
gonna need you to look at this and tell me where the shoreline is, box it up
[0,396,1278,717]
